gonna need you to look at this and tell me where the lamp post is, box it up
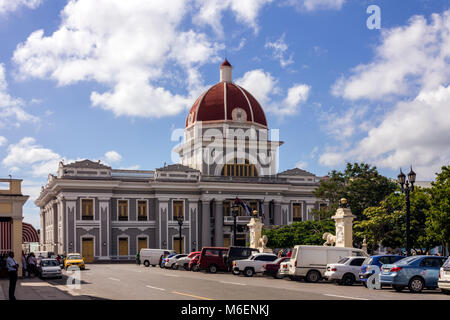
[231,204,239,246]
[176,215,184,254]
[397,167,416,256]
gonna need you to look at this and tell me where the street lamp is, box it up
[231,204,239,246]
[176,215,184,254]
[397,166,416,256]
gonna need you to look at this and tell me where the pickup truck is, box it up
[232,253,278,277]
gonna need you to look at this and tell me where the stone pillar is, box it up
[331,202,356,248]
[12,218,22,275]
[263,202,270,228]
[201,201,211,247]
[273,201,282,226]
[214,201,223,247]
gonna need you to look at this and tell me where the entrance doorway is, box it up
[118,237,128,256]
[137,237,147,253]
[174,237,184,254]
[82,238,94,263]
[224,234,231,247]
[235,234,246,247]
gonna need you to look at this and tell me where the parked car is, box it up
[189,254,200,271]
[278,260,291,279]
[359,254,405,287]
[64,253,85,270]
[37,258,62,279]
[198,247,229,273]
[324,256,366,285]
[165,254,188,269]
[161,253,177,268]
[288,245,367,283]
[140,249,176,267]
[262,257,290,278]
[438,256,450,294]
[224,246,260,272]
[174,251,200,270]
[232,253,278,277]
[379,255,447,293]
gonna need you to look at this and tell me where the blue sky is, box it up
[0,0,449,228]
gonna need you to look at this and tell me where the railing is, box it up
[223,216,251,223]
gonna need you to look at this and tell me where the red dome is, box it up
[185,82,268,128]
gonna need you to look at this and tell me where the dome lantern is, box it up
[220,59,232,83]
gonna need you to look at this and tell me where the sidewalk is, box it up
[0,276,91,300]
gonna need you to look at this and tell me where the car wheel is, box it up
[144,260,150,267]
[244,268,254,277]
[208,265,218,273]
[232,269,240,275]
[393,285,405,292]
[305,270,321,283]
[408,277,425,293]
[184,264,189,271]
[171,264,178,270]
[192,265,199,272]
[342,273,355,286]
[441,289,450,295]
[273,273,282,279]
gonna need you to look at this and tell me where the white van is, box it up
[288,245,367,282]
[140,249,176,267]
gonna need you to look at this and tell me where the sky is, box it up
[0,0,449,228]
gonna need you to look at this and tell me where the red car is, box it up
[198,247,229,273]
[188,254,200,271]
[263,257,290,278]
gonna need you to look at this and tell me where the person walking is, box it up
[27,253,37,277]
[7,251,19,300]
[286,249,292,258]
[136,252,140,265]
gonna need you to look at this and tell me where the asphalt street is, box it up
[39,263,450,300]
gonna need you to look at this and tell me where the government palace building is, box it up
[35,60,324,262]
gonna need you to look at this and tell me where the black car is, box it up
[224,246,260,272]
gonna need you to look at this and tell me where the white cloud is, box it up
[0,63,38,127]
[2,137,61,177]
[193,0,273,35]
[332,11,450,101]
[104,150,122,163]
[320,106,368,141]
[0,0,43,14]
[283,0,345,12]
[295,160,308,169]
[13,0,223,119]
[235,69,310,116]
[235,69,277,106]
[319,10,450,179]
[280,84,310,115]
[265,33,294,68]
[0,136,7,146]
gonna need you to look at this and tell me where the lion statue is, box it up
[322,232,336,246]
[258,235,268,249]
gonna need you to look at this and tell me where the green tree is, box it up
[312,162,397,221]
[354,188,439,254]
[262,220,335,248]
[426,166,450,255]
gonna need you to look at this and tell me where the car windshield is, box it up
[68,255,82,260]
[396,256,418,265]
[42,260,59,267]
[337,257,349,264]
[443,257,450,268]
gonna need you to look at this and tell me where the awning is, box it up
[22,222,39,243]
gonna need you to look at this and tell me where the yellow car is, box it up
[64,253,86,270]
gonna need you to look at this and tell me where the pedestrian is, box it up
[286,249,292,258]
[136,252,140,265]
[7,251,19,300]
[277,250,283,258]
[21,251,27,277]
[27,252,37,277]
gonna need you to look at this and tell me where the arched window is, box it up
[221,159,258,177]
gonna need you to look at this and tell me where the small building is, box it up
[0,178,29,276]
